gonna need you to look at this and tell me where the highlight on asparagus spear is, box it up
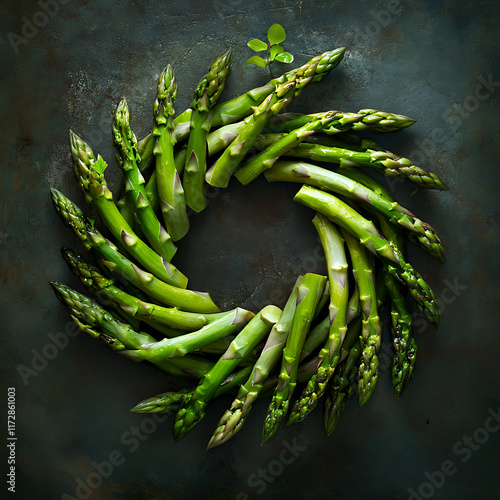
[153,64,189,241]
[265,160,444,262]
[183,49,232,212]
[207,277,302,449]
[69,130,187,287]
[120,308,254,363]
[284,142,448,190]
[50,188,220,313]
[286,215,349,425]
[173,305,282,441]
[341,229,382,407]
[112,98,177,260]
[262,273,327,444]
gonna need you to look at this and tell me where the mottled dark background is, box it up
[1,0,499,499]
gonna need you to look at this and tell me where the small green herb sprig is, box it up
[246,24,294,77]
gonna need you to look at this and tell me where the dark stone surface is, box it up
[1,0,499,498]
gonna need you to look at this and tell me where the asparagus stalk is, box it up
[341,229,382,406]
[173,305,282,440]
[262,273,327,443]
[50,282,214,379]
[207,277,302,449]
[286,215,349,425]
[113,98,177,261]
[183,49,232,212]
[265,160,444,262]
[284,142,448,190]
[120,308,254,363]
[293,185,439,325]
[234,110,339,185]
[153,64,189,241]
[69,131,187,288]
[61,248,228,332]
[50,188,220,313]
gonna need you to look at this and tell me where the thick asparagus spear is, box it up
[69,131,187,288]
[50,282,214,379]
[207,277,302,449]
[183,49,232,212]
[293,185,439,325]
[61,248,228,332]
[341,229,382,406]
[262,273,327,443]
[172,48,346,136]
[120,308,254,363]
[50,188,220,313]
[284,142,447,190]
[265,160,444,262]
[153,64,189,241]
[234,111,338,185]
[286,215,349,425]
[173,305,282,441]
[112,98,177,260]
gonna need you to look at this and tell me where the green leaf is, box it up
[267,24,286,45]
[94,155,108,174]
[245,56,268,68]
[275,51,294,64]
[269,44,284,62]
[247,38,268,52]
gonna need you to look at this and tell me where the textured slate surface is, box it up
[1,1,499,498]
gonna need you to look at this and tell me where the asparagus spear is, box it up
[69,131,188,288]
[153,64,189,241]
[265,160,444,262]
[207,277,302,448]
[61,248,228,332]
[284,142,448,190]
[112,98,177,261]
[132,365,253,414]
[262,273,327,443]
[286,215,349,425]
[50,188,220,313]
[383,268,417,398]
[205,79,297,188]
[172,48,346,136]
[341,229,382,406]
[234,110,339,185]
[183,49,232,212]
[50,282,214,379]
[173,305,282,440]
[293,185,439,325]
[120,308,254,363]
[266,109,415,134]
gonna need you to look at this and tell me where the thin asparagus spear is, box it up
[173,305,282,440]
[184,49,232,212]
[153,64,189,241]
[342,229,382,407]
[262,273,327,444]
[50,188,220,313]
[284,142,448,190]
[120,308,254,363]
[113,98,177,261]
[61,248,228,332]
[234,110,338,185]
[293,185,439,325]
[207,277,302,449]
[69,130,187,288]
[286,215,349,425]
[265,160,444,262]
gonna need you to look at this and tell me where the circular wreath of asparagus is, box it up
[50,46,446,448]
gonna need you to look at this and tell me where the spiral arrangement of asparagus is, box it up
[50,41,446,449]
